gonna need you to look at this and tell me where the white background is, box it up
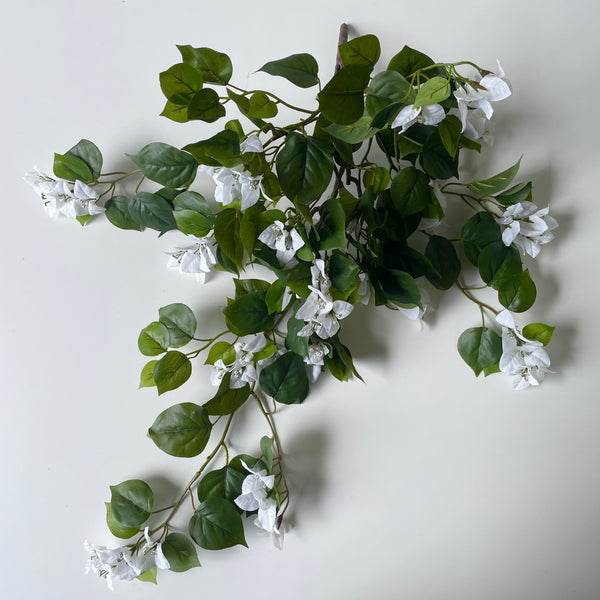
[2,1,600,598]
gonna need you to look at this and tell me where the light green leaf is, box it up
[260,436,274,473]
[139,360,158,388]
[160,63,203,99]
[522,323,555,346]
[467,157,522,195]
[138,321,170,356]
[65,139,103,180]
[414,76,450,108]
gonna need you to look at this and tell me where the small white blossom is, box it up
[391,103,445,134]
[304,341,330,382]
[200,165,263,211]
[357,272,371,305]
[24,168,104,218]
[168,236,217,283]
[453,61,511,136]
[240,134,264,154]
[258,220,305,265]
[295,286,353,339]
[496,310,552,390]
[211,334,267,388]
[310,258,331,292]
[234,460,278,533]
[495,201,558,258]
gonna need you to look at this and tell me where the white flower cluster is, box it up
[84,527,169,590]
[199,135,265,211]
[211,334,269,389]
[258,220,305,265]
[234,460,284,548]
[496,310,552,390]
[168,235,217,283]
[24,168,104,219]
[496,201,558,258]
[295,259,354,338]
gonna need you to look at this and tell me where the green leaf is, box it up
[214,208,244,266]
[154,351,192,395]
[105,196,143,231]
[462,211,502,265]
[265,279,288,314]
[205,341,236,366]
[189,498,247,550]
[467,157,522,195]
[66,139,103,180]
[158,303,197,347]
[286,314,309,357]
[318,65,372,125]
[388,46,435,78]
[138,321,170,356]
[314,197,347,250]
[421,129,457,180]
[339,34,380,67]
[161,533,201,572]
[496,181,532,206]
[498,269,537,312]
[259,352,310,404]
[276,133,334,204]
[203,375,250,416]
[260,436,274,473]
[390,167,431,215]
[259,53,319,88]
[223,292,274,336]
[110,479,153,528]
[161,99,189,123]
[187,88,226,122]
[414,77,450,107]
[233,278,271,299]
[478,241,523,289]
[160,63,203,99]
[366,70,410,116]
[425,235,461,290]
[128,192,177,232]
[148,403,212,457]
[53,152,93,183]
[128,142,198,188]
[329,253,359,291]
[522,323,555,346]
[137,567,157,584]
[173,190,213,215]
[363,167,390,195]
[139,360,158,388]
[375,267,421,308]
[438,114,462,158]
[184,130,241,168]
[197,466,245,503]
[324,335,362,382]
[323,114,377,144]
[247,92,278,119]
[105,502,139,539]
[174,209,214,237]
[178,45,232,85]
[457,327,503,376]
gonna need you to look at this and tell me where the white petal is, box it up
[240,134,263,153]
[421,103,445,126]
[479,74,511,101]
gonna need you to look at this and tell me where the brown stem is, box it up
[335,23,349,71]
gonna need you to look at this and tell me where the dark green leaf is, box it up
[259,352,309,404]
[338,34,380,67]
[375,267,421,308]
[53,152,93,183]
[478,241,523,289]
[161,99,189,123]
[148,403,212,457]
[314,197,347,250]
[265,279,288,314]
[438,114,462,158]
[214,208,244,265]
[198,466,245,503]
[259,53,319,88]
[105,502,139,539]
[128,192,177,232]
[388,46,435,77]
[496,181,532,206]
[498,269,537,312]
[128,142,198,188]
[467,157,522,195]
[161,533,200,572]
[260,436,274,473]
[159,303,197,347]
[110,479,153,528]
[138,321,170,356]
[105,195,143,231]
[286,314,309,357]
[366,70,410,116]
[177,46,232,85]
[184,130,241,168]
[276,133,333,204]
[174,209,214,237]
[203,374,250,416]
[421,129,457,180]
[154,351,192,395]
[66,139,103,180]
[329,253,359,291]
[390,166,431,215]
[323,114,377,144]
[457,327,502,376]
[233,278,271,299]
[318,65,372,125]
[462,211,502,265]
[223,292,274,335]
[173,190,213,215]
[188,88,226,122]
[425,235,461,290]
[189,498,247,550]
[160,63,203,99]
[363,167,390,195]
[247,92,278,119]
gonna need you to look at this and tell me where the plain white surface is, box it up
[2,1,600,598]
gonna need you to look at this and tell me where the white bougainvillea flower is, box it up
[240,134,264,154]
[234,460,278,533]
[258,220,305,265]
[310,258,331,292]
[84,541,139,591]
[168,236,217,283]
[496,201,558,258]
[496,310,552,390]
[391,102,445,134]
[295,285,353,339]
[131,527,170,574]
[211,334,267,388]
[454,61,511,134]
[357,272,371,305]
[304,341,330,382]
[24,169,104,218]
[201,165,263,211]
